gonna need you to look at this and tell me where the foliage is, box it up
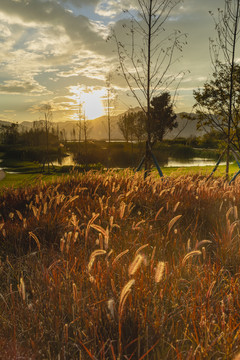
[196,0,240,176]
[118,111,146,143]
[1,171,240,358]
[118,92,178,146]
[150,92,178,142]
[20,128,59,148]
[0,123,19,145]
[194,64,240,150]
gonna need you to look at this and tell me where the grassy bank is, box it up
[0,161,240,189]
[1,170,240,359]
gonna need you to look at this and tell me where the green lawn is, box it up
[161,162,240,177]
[1,161,240,189]
[0,172,64,189]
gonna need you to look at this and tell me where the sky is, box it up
[0,0,227,123]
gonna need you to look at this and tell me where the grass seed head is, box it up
[119,279,135,317]
[155,261,165,283]
[128,254,143,276]
[88,249,106,272]
[182,250,202,266]
[18,277,26,301]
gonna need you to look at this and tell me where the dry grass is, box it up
[0,170,240,359]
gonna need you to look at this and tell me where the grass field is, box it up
[1,161,240,189]
[1,168,240,359]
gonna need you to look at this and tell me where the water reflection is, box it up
[52,154,75,166]
[166,157,225,168]
[52,155,225,168]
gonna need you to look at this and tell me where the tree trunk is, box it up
[144,140,151,178]
[226,143,230,179]
[145,0,153,178]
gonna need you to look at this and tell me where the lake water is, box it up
[52,155,223,168]
[52,154,75,166]
[165,157,225,168]
[0,155,227,170]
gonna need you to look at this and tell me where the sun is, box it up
[69,86,106,120]
[81,91,105,120]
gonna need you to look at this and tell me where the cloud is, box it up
[58,51,113,81]
[0,80,49,95]
[95,0,122,17]
[0,113,17,122]
[0,0,228,121]
[0,0,114,90]
[95,0,136,17]
[0,23,11,38]
[60,0,100,7]
[0,0,110,53]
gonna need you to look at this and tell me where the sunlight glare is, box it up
[69,86,106,120]
[81,91,105,119]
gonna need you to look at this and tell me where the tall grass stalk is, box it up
[0,170,240,358]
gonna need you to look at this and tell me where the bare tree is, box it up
[112,0,187,175]
[105,73,114,144]
[76,101,83,153]
[82,110,92,158]
[39,103,53,172]
[103,73,117,168]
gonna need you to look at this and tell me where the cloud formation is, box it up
[0,80,49,95]
[0,0,227,122]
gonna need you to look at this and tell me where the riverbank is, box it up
[0,161,239,189]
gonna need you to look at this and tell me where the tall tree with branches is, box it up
[105,73,117,144]
[195,0,240,178]
[112,0,187,175]
[39,103,53,173]
[104,73,117,168]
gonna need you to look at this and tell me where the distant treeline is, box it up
[0,122,224,168]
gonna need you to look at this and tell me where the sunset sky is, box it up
[0,0,227,123]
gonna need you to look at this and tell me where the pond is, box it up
[52,154,75,166]
[165,157,226,168]
[0,155,229,170]
[52,154,225,168]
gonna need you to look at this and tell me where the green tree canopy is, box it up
[118,92,177,145]
[118,111,146,143]
[0,123,19,145]
[150,92,178,143]
[193,63,240,150]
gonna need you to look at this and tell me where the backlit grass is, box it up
[0,170,240,359]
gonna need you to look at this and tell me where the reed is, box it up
[0,170,240,359]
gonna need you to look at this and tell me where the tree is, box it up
[150,92,178,141]
[194,64,240,157]
[119,93,177,144]
[132,111,147,143]
[76,101,83,153]
[118,112,136,143]
[0,123,19,145]
[104,73,117,144]
[112,0,187,175]
[196,0,240,177]
[39,103,53,172]
[103,74,117,168]
[82,111,92,159]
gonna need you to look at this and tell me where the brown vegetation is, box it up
[0,171,240,359]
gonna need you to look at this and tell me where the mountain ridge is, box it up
[0,110,202,140]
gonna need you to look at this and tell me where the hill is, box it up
[3,111,203,141]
